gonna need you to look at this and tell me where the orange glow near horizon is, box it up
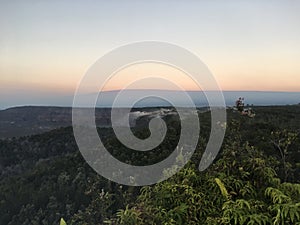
[1,50,300,93]
[101,63,201,92]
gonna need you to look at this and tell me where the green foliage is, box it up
[1,105,300,224]
[271,129,298,181]
[215,178,230,200]
[115,205,143,225]
[265,183,300,224]
[60,218,67,225]
[265,187,291,204]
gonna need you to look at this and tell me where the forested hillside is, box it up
[0,105,300,225]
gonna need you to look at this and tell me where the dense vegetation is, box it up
[0,105,300,225]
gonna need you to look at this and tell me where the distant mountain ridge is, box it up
[1,90,299,138]
[2,90,299,109]
[94,90,300,107]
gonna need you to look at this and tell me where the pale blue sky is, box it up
[1,0,300,108]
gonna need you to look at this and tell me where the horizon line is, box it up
[99,89,300,93]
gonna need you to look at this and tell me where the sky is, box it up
[0,0,300,108]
